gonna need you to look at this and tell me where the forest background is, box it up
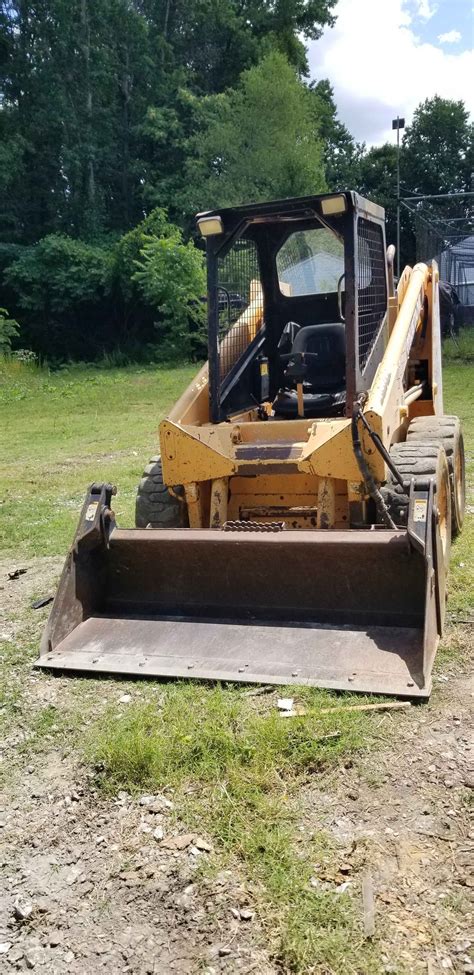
[1,0,473,362]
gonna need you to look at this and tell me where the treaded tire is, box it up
[381,442,451,570]
[406,415,465,536]
[135,455,188,529]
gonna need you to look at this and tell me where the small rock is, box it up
[13,895,34,921]
[64,950,75,963]
[139,823,152,834]
[24,946,46,968]
[193,837,213,852]
[230,907,240,920]
[119,694,132,703]
[48,932,63,947]
[464,775,474,790]
[240,909,254,921]
[160,833,194,851]
[0,942,12,955]
[441,959,453,970]
[153,826,164,842]
[7,945,24,963]
[218,947,232,957]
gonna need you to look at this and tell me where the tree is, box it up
[0,0,338,245]
[402,96,473,201]
[357,144,399,248]
[183,52,327,215]
[310,80,363,190]
[0,308,19,353]
[133,220,206,359]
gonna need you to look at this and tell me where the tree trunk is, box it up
[121,46,131,226]
[81,0,95,210]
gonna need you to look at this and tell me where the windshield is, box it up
[276,227,344,296]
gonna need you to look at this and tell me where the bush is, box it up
[1,212,207,362]
[0,307,19,353]
[3,235,113,359]
[133,226,206,359]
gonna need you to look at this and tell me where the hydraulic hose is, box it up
[351,398,397,529]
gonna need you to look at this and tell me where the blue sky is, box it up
[418,0,473,52]
[307,0,474,145]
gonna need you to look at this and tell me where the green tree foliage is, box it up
[310,80,363,190]
[133,225,206,359]
[0,308,20,353]
[184,52,326,213]
[357,144,399,249]
[402,96,474,200]
[2,211,205,360]
[0,0,337,242]
[4,235,113,356]
[1,1,472,363]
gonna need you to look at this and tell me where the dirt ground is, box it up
[0,559,473,974]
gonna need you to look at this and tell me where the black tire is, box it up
[381,442,451,570]
[135,455,188,529]
[406,415,465,536]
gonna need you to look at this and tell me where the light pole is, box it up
[392,116,405,279]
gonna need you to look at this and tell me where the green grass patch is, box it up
[0,357,196,557]
[441,359,474,619]
[87,683,381,972]
[442,326,474,363]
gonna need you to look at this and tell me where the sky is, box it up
[307,0,474,146]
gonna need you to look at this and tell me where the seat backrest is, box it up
[291,323,345,391]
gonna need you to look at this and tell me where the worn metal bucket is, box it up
[37,482,444,698]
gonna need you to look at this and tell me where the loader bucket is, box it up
[37,482,444,698]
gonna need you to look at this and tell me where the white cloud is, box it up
[307,0,474,146]
[415,0,437,21]
[438,29,462,44]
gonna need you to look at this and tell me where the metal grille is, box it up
[357,219,387,370]
[217,238,261,382]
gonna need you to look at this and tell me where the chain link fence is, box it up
[401,193,474,327]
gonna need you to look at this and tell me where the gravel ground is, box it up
[0,559,473,974]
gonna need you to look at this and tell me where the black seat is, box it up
[273,322,346,418]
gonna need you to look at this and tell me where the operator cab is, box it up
[198,192,388,423]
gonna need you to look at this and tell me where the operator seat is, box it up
[273,322,346,418]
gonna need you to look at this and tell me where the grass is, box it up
[1,346,473,973]
[442,325,474,363]
[88,684,382,972]
[0,357,196,556]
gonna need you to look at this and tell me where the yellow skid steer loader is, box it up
[38,192,465,697]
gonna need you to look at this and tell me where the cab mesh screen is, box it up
[357,219,387,370]
[217,238,261,382]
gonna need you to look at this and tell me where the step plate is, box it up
[36,615,429,697]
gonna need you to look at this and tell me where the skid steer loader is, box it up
[38,192,466,697]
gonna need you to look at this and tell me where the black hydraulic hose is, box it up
[351,398,397,529]
[357,411,405,489]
